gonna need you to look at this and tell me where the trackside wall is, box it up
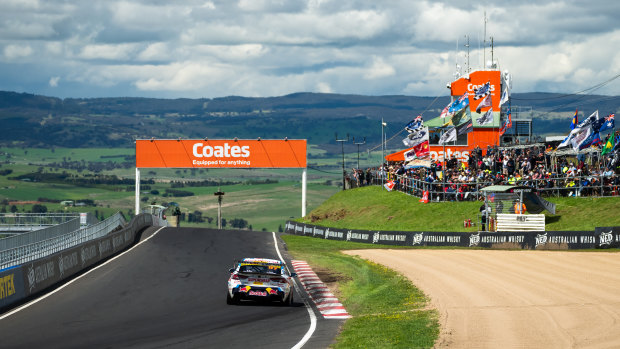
[0,214,157,311]
[285,221,620,250]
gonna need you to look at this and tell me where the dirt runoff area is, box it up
[344,249,620,348]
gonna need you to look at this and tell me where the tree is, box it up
[31,204,48,213]
[10,205,18,213]
[278,224,283,232]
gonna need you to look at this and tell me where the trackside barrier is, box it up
[496,214,546,232]
[284,221,620,251]
[0,213,127,271]
[0,214,158,311]
[0,218,81,251]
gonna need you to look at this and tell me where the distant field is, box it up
[0,146,355,232]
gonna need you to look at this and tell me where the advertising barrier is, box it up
[0,214,156,311]
[285,221,620,250]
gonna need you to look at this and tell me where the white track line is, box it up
[272,232,317,349]
[0,226,166,321]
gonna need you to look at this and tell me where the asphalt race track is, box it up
[0,227,338,348]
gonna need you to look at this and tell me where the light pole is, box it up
[381,119,387,189]
[353,136,366,169]
[214,185,225,229]
[336,133,349,191]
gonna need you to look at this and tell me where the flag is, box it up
[448,92,469,115]
[384,180,395,191]
[613,134,620,152]
[602,134,615,155]
[405,115,423,132]
[476,108,494,125]
[599,114,615,132]
[404,148,417,162]
[591,132,603,147]
[499,74,510,107]
[558,132,574,148]
[499,109,512,136]
[457,119,473,135]
[402,126,429,147]
[577,110,598,129]
[473,81,491,100]
[442,108,468,127]
[570,109,578,130]
[439,103,450,118]
[560,111,603,149]
[570,125,593,151]
[475,93,492,113]
[413,140,430,158]
[438,127,457,145]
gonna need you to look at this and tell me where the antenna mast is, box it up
[483,11,487,68]
[464,35,470,73]
[490,36,494,67]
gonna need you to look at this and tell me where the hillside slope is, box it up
[299,186,620,232]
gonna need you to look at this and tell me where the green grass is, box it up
[282,235,438,348]
[298,186,620,232]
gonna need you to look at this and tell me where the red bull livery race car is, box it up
[227,258,296,305]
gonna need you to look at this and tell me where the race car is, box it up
[227,258,297,305]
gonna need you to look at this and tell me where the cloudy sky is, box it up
[1,0,619,99]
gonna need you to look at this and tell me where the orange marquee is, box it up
[136,139,307,168]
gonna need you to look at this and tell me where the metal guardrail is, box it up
[0,218,81,251]
[0,212,127,270]
[0,213,81,227]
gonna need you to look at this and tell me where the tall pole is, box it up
[135,167,140,216]
[301,168,307,217]
[336,133,349,190]
[483,11,487,68]
[464,35,470,73]
[381,119,387,189]
[214,185,225,229]
[353,137,366,169]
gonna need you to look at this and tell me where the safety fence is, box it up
[0,218,81,251]
[285,221,620,250]
[0,213,82,227]
[364,172,620,202]
[0,213,126,271]
[0,213,161,311]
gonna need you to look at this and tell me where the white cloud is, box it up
[137,42,170,61]
[364,56,395,79]
[79,43,137,60]
[1,0,620,98]
[316,82,332,93]
[3,44,33,60]
[49,76,60,87]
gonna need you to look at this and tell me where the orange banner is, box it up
[136,139,307,168]
[450,70,502,112]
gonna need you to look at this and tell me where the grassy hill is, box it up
[297,186,620,232]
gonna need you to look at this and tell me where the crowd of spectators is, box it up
[348,138,620,200]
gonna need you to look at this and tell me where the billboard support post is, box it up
[302,168,307,217]
[135,138,308,219]
[135,167,140,216]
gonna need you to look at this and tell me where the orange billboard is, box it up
[450,70,502,112]
[136,139,307,168]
